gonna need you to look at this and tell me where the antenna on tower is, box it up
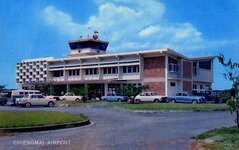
[87,26,93,38]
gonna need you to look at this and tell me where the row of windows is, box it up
[199,61,211,70]
[85,68,98,75]
[103,67,118,74]
[69,70,80,76]
[193,84,211,90]
[123,66,139,73]
[52,66,140,77]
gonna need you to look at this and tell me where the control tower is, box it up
[68,31,109,57]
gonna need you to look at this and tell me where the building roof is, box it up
[47,48,215,62]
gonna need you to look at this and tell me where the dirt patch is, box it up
[0,131,15,137]
[191,140,212,150]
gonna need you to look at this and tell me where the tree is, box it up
[0,85,5,92]
[218,54,239,132]
[69,87,89,102]
[34,84,54,96]
[116,85,148,103]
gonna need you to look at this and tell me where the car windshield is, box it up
[151,93,157,96]
[23,95,29,98]
[187,92,194,96]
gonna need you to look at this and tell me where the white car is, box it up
[134,92,163,103]
[16,94,56,107]
[59,92,83,101]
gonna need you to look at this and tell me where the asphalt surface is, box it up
[0,106,235,150]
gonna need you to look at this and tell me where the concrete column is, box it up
[165,55,168,96]
[104,83,108,96]
[66,84,70,93]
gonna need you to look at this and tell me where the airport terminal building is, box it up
[16,33,214,96]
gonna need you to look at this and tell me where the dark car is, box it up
[0,95,8,106]
[7,95,24,106]
[193,91,220,103]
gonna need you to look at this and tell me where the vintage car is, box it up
[167,92,205,104]
[59,92,83,101]
[134,92,163,103]
[16,94,56,107]
[101,93,129,102]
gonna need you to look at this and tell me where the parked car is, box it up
[167,92,205,104]
[59,92,82,101]
[16,94,56,107]
[134,92,163,103]
[7,95,24,106]
[101,93,129,102]
[0,95,8,106]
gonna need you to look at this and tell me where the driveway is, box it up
[0,106,235,150]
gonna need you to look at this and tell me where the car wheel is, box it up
[192,100,197,104]
[171,99,176,103]
[135,99,140,103]
[75,98,80,101]
[25,102,31,108]
[62,98,66,101]
[48,101,54,107]
[154,99,160,103]
[117,98,122,102]
[103,98,107,101]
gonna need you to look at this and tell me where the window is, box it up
[103,67,118,74]
[146,93,151,96]
[53,70,63,77]
[193,62,197,75]
[168,57,178,72]
[193,84,197,89]
[200,85,203,89]
[176,93,182,96]
[103,68,107,74]
[38,95,44,98]
[199,61,211,70]
[182,93,188,96]
[123,66,139,73]
[85,68,98,75]
[123,66,127,73]
[170,82,176,87]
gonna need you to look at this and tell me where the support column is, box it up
[104,83,108,96]
[165,55,168,96]
[66,84,70,93]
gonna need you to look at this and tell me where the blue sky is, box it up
[0,0,239,89]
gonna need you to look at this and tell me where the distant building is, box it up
[16,32,214,96]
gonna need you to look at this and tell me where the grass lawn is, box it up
[57,101,228,111]
[194,126,239,150]
[0,111,88,128]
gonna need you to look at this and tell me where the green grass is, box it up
[194,126,239,150]
[0,111,88,128]
[57,101,227,110]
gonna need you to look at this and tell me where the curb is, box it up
[0,119,91,133]
[127,109,228,114]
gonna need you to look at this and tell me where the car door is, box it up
[175,93,182,102]
[37,95,46,105]
[144,93,151,102]
[31,95,39,105]
[181,93,189,103]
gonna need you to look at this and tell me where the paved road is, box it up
[0,106,235,150]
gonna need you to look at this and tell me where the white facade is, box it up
[16,36,214,96]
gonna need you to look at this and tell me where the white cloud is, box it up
[41,1,235,53]
[139,25,160,37]
[43,6,82,38]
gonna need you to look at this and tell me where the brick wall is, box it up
[144,82,165,95]
[143,56,165,95]
[144,56,165,78]
[183,81,192,91]
[183,61,192,79]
